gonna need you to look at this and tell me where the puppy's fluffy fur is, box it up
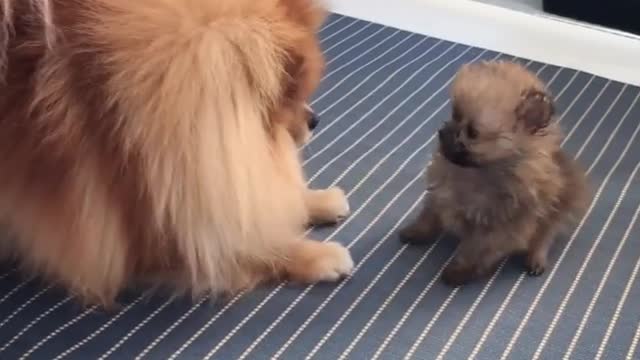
[400,61,589,286]
[0,0,354,305]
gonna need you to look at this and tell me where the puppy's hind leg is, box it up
[305,188,350,225]
[442,236,508,287]
[399,201,442,245]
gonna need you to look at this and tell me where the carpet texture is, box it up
[1,13,640,360]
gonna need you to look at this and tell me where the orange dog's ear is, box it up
[305,1,328,31]
[282,52,303,101]
[280,0,327,31]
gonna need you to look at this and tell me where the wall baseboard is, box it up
[327,0,640,86]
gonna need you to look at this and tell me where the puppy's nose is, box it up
[308,112,319,130]
[438,128,452,144]
[438,127,462,152]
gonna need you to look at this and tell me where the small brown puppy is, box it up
[400,61,589,286]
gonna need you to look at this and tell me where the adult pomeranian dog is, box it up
[400,61,589,286]
[0,0,353,305]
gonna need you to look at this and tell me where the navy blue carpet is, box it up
[1,13,640,360]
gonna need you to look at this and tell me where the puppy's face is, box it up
[438,61,556,168]
[272,0,326,146]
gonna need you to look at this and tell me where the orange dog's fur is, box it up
[0,0,353,305]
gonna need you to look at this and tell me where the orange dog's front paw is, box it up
[285,239,354,283]
[306,187,350,225]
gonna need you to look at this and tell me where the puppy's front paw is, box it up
[307,187,350,225]
[398,206,442,245]
[525,255,546,277]
[399,223,437,245]
[442,263,475,287]
[286,240,354,283]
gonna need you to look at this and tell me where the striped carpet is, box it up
[1,13,640,360]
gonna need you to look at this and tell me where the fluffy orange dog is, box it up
[0,0,353,305]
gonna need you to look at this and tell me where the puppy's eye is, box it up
[452,106,462,122]
[466,124,478,139]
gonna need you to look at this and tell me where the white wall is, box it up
[326,0,640,86]
[474,0,542,14]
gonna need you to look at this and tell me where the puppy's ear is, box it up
[516,88,555,133]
